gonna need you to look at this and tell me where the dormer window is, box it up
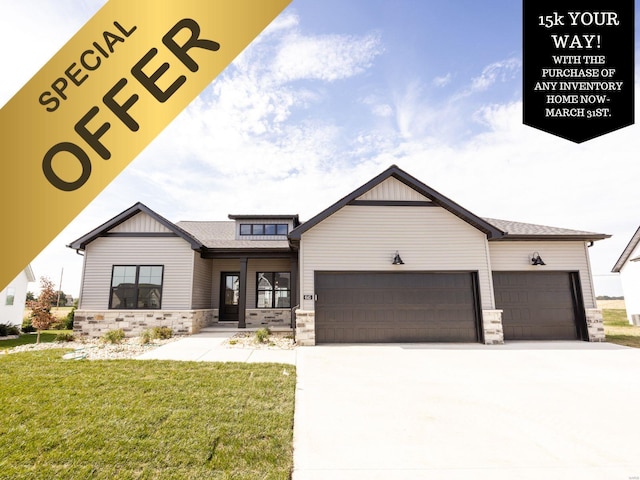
[240,223,288,236]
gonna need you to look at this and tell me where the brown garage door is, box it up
[493,272,585,341]
[315,272,480,343]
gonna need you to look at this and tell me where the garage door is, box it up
[493,272,585,341]
[315,272,480,343]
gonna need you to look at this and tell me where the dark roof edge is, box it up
[67,202,204,251]
[289,165,505,240]
[612,226,640,272]
[491,234,611,242]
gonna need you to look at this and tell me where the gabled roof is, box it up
[24,264,36,283]
[67,202,204,251]
[289,165,505,240]
[485,218,611,241]
[612,226,640,272]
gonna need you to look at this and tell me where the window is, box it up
[239,224,288,236]
[257,272,291,308]
[110,265,163,309]
[5,287,15,306]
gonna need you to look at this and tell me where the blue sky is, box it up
[1,0,638,297]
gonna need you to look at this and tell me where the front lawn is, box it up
[0,330,71,350]
[603,308,640,348]
[0,350,296,479]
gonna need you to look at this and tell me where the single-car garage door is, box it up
[493,272,586,341]
[315,272,480,343]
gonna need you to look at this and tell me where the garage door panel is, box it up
[315,272,478,343]
[494,272,579,341]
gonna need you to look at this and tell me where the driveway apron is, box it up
[293,342,640,480]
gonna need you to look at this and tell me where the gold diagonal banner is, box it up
[0,0,291,290]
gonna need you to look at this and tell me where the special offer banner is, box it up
[523,0,634,143]
[0,0,291,290]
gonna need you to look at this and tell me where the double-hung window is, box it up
[256,272,291,308]
[110,265,164,309]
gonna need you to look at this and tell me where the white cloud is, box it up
[433,73,452,87]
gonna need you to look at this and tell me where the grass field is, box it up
[0,350,296,479]
[602,308,640,348]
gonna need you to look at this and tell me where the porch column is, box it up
[290,255,298,329]
[238,257,248,328]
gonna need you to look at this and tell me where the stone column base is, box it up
[585,308,605,342]
[295,310,315,346]
[482,310,504,345]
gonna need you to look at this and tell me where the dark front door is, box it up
[315,272,480,343]
[220,272,240,321]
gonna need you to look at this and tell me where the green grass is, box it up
[603,309,640,348]
[0,330,72,350]
[0,350,296,479]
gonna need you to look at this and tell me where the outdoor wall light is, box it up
[531,252,546,266]
[392,251,405,265]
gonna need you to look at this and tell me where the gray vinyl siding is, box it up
[79,236,194,310]
[299,205,493,310]
[488,241,596,308]
[191,254,212,309]
[211,258,292,309]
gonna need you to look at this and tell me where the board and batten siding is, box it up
[357,177,432,202]
[299,205,494,310]
[79,236,195,310]
[488,241,596,309]
[109,212,173,233]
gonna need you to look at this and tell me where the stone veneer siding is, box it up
[585,308,605,342]
[74,309,214,338]
[295,310,316,346]
[482,310,504,345]
[246,309,292,328]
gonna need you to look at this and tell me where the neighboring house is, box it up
[68,165,610,345]
[0,264,35,326]
[612,226,640,325]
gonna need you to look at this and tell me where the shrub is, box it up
[55,332,75,342]
[101,329,125,344]
[21,317,35,334]
[151,326,173,340]
[0,323,8,337]
[139,329,153,345]
[7,325,20,336]
[255,327,271,344]
[63,307,76,330]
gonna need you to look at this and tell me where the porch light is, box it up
[531,252,546,266]
[392,251,404,265]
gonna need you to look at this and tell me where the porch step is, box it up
[199,325,293,333]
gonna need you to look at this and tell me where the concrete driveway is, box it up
[293,342,640,480]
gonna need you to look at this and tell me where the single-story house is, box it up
[0,264,35,327]
[612,226,640,325]
[69,165,610,345]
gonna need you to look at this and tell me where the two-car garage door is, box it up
[315,272,480,343]
[314,271,587,344]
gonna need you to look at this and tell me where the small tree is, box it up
[28,277,57,343]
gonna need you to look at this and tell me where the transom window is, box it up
[110,265,163,309]
[240,224,288,236]
[257,272,291,308]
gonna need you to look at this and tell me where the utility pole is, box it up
[56,267,64,308]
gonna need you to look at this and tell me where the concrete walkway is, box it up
[136,331,296,364]
[293,342,640,480]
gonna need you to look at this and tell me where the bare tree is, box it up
[28,277,57,344]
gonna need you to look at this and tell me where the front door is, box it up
[220,272,240,321]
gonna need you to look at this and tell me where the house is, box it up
[68,165,610,345]
[0,264,35,326]
[612,226,640,325]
